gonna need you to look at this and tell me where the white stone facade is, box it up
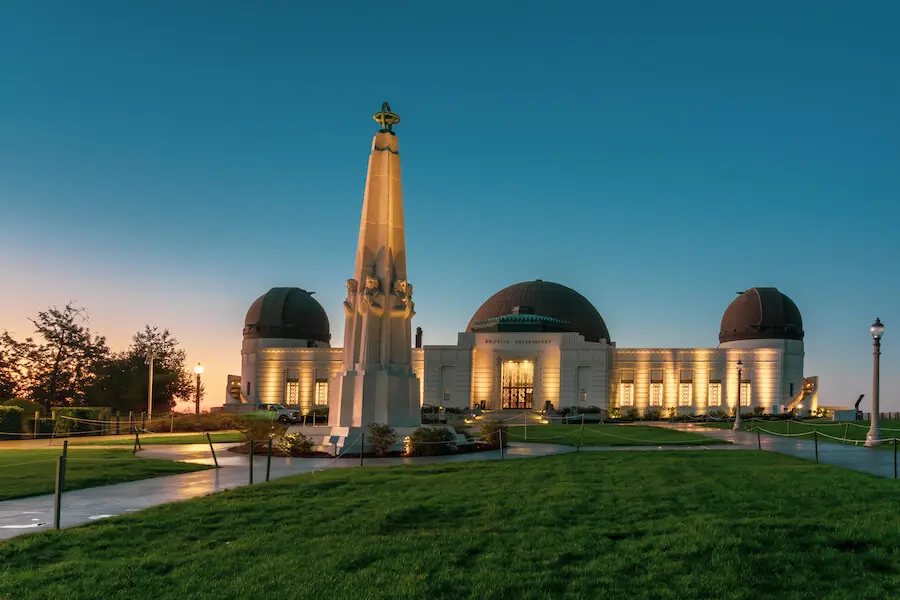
[235,332,805,415]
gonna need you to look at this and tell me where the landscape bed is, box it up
[0,449,211,501]
[1,451,899,599]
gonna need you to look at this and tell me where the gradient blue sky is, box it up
[1,1,898,410]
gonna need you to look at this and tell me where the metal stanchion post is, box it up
[249,440,254,484]
[206,432,219,467]
[894,438,897,480]
[266,438,273,482]
[757,429,761,450]
[53,453,67,530]
[33,410,40,439]
[499,429,504,460]
[170,413,175,434]
[814,431,819,464]
[524,412,527,441]
[360,433,365,467]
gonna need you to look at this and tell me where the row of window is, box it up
[619,382,751,407]
[619,369,746,384]
[284,379,329,406]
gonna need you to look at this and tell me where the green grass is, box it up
[2,452,900,599]
[703,419,900,447]
[69,431,243,446]
[504,423,726,446]
[0,449,211,501]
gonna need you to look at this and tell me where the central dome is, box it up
[467,280,611,343]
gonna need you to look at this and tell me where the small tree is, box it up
[368,422,397,457]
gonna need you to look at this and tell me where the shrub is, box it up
[607,407,623,419]
[479,421,508,448]
[623,408,639,420]
[146,412,246,433]
[0,406,25,435]
[407,426,457,456]
[52,407,112,434]
[707,410,728,419]
[279,432,314,454]
[368,423,397,456]
[2,398,44,416]
[581,405,603,414]
[240,419,287,442]
[643,408,662,421]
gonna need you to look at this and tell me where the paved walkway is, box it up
[658,422,899,478]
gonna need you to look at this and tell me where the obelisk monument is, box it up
[328,102,421,430]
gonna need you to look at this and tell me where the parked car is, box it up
[255,403,302,424]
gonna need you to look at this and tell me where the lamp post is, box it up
[733,360,743,432]
[865,318,885,447]
[194,363,204,416]
[145,350,156,422]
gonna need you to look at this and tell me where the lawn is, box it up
[0,449,211,501]
[2,452,900,599]
[69,431,243,446]
[504,423,726,446]
[703,419,900,446]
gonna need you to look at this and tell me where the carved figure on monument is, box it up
[360,274,384,315]
[390,279,415,319]
[343,278,358,316]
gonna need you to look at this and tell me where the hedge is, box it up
[0,406,25,436]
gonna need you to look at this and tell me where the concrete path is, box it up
[658,422,899,479]
[0,442,577,540]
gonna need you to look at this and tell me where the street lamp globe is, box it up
[194,363,204,375]
[871,318,885,339]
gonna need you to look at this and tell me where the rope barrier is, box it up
[749,426,900,445]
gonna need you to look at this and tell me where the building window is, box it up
[285,381,299,405]
[789,382,795,397]
[649,383,663,407]
[620,369,635,383]
[246,381,252,397]
[679,383,693,407]
[680,370,693,383]
[740,382,751,406]
[501,360,534,409]
[708,383,722,407]
[580,389,587,403]
[315,379,329,406]
[650,369,664,383]
[443,388,451,404]
[620,383,634,407]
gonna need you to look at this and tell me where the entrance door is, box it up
[501,360,534,409]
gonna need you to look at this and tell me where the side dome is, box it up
[719,287,803,344]
[243,287,331,343]
[466,280,611,343]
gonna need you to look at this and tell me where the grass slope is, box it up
[3,452,900,599]
[69,432,243,446]
[504,423,726,446]
[0,449,211,501]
